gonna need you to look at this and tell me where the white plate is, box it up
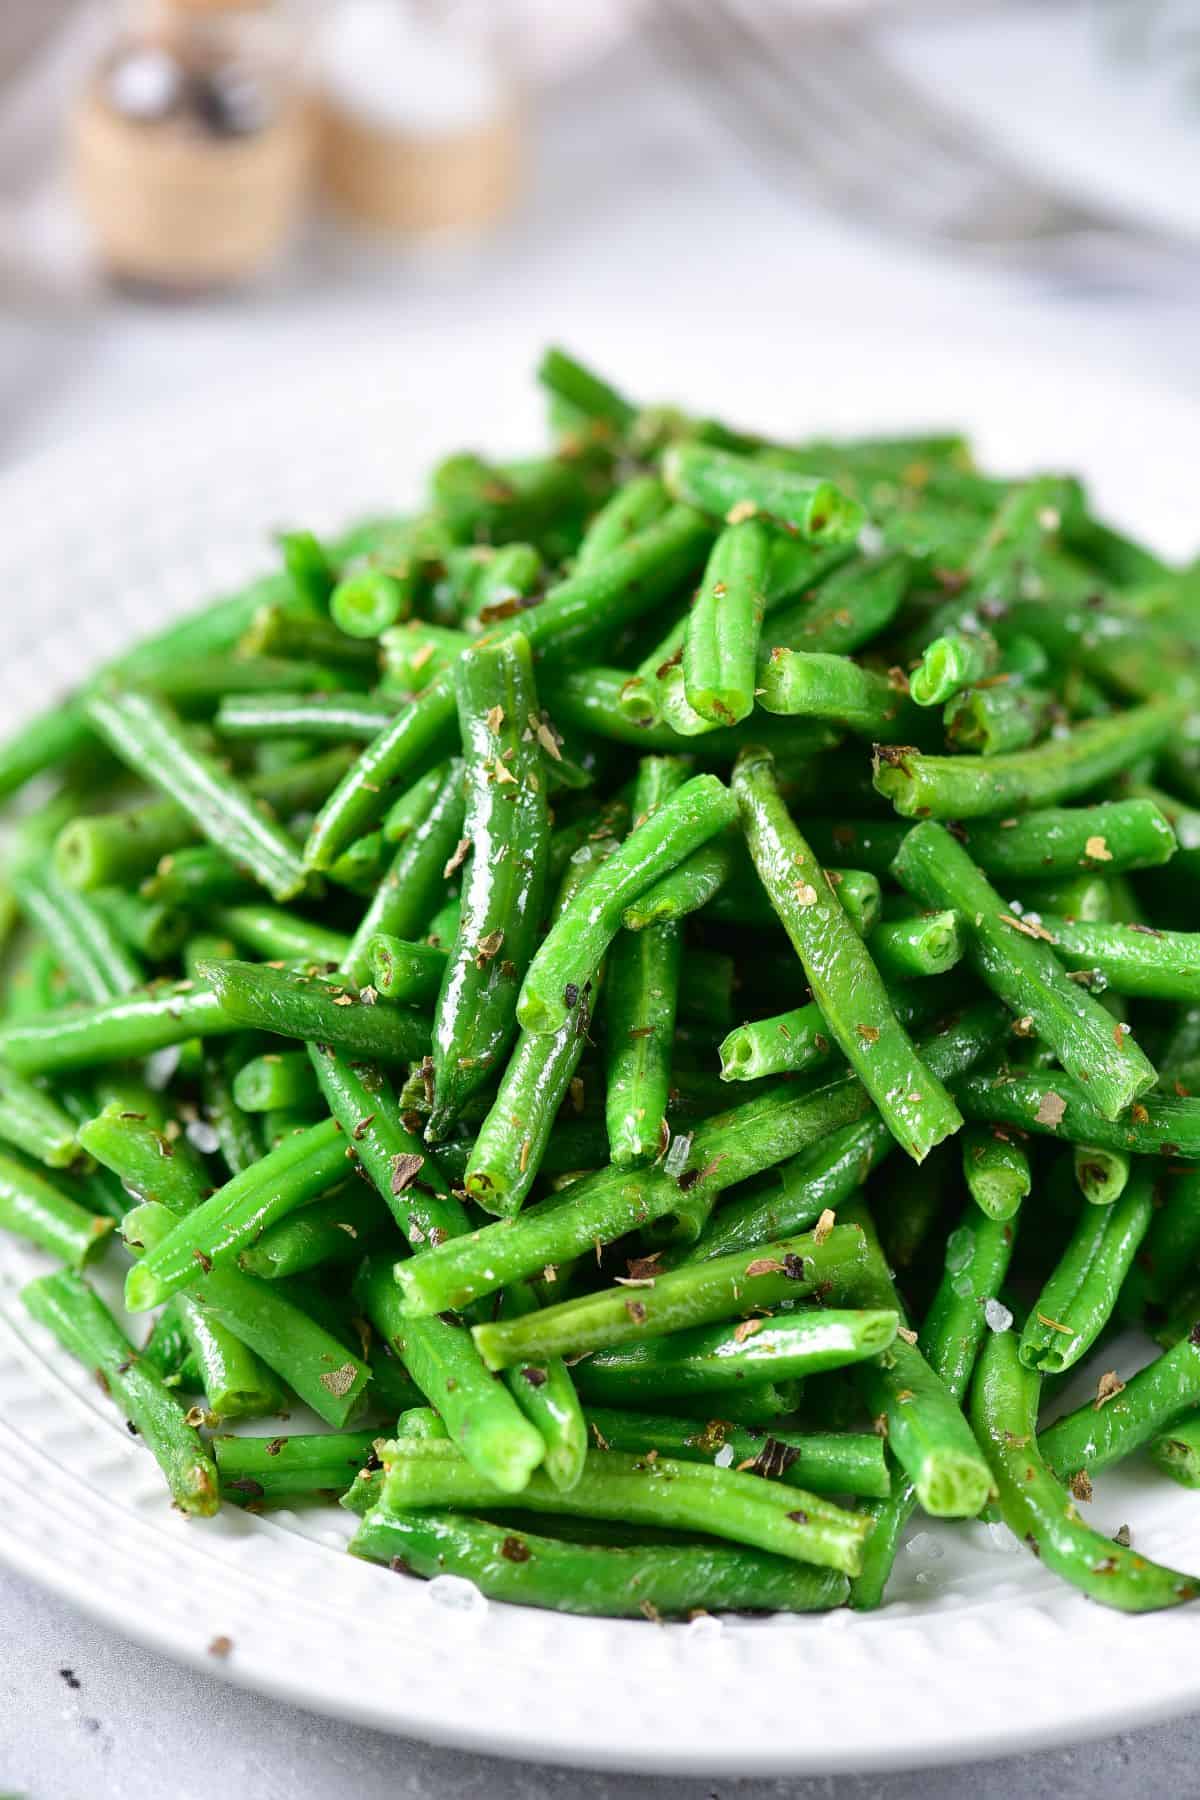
[2,316,1199,1777]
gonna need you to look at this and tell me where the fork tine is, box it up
[651,0,1115,245]
[719,0,1028,225]
[650,0,895,216]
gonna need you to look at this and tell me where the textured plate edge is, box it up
[4,1503,1200,1779]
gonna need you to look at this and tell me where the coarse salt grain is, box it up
[984,1298,1013,1333]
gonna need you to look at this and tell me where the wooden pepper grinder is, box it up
[71,0,311,292]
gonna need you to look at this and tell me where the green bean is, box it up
[1120,1168,1200,1320]
[85,688,308,901]
[239,1184,390,1278]
[429,635,549,1133]
[761,552,910,664]
[11,862,145,1002]
[123,1118,349,1310]
[585,1407,889,1499]
[464,836,617,1217]
[364,934,447,1005]
[602,759,687,1167]
[194,1040,258,1179]
[77,1101,211,1214]
[536,346,637,436]
[0,1150,112,1267]
[876,1144,953,1273]
[357,1256,544,1493]
[208,904,349,967]
[378,622,469,692]
[238,599,378,668]
[909,630,999,706]
[381,1437,870,1576]
[140,1296,196,1387]
[232,1050,321,1113]
[1026,915,1200,1004]
[277,528,336,607]
[328,829,388,895]
[431,543,539,637]
[717,981,939,1085]
[1067,511,1169,588]
[839,1198,993,1519]
[175,1300,285,1421]
[957,1065,1200,1158]
[302,505,712,869]
[0,1065,85,1170]
[893,821,1155,1120]
[868,909,964,982]
[809,800,1176,882]
[757,649,912,736]
[497,1281,587,1493]
[1012,873,1112,925]
[470,1225,866,1368]
[1019,1165,1154,1374]
[342,759,466,985]
[380,761,455,844]
[680,518,773,726]
[970,1328,1197,1610]
[735,748,961,1162]
[518,774,736,1037]
[943,682,1053,755]
[215,692,395,742]
[262,1107,319,1145]
[621,833,736,929]
[215,1429,380,1505]
[309,1047,469,1249]
[663,1385,801,1428]
[352,1504,848,1616]
[544,664,833,760]
[694,1114,893,1264]
[125,1200,370,1427]
[576,475,669,571]
[631,523,855,717]
[961,1123,1030,1220]
[330,569,413,639]
[399,1016,994,1315]
[0,518,391,796]
[1073,1143,1131,1206]
[54,748,354,894]
[1040,1333,1200,1485]
[198,960,430,1062]
[432,448,601,551]
[919,1209,1019,1405]
[874,699,1183,820]
[453,544,545,633]
[0,701,91,803]
[1148,1413,1200,1488]
[3,942,67,1023]
[141,654,360,705]
[574,1309,898,1406]
[851,1207,1017,1607]
[88,887,186,964]
[22,1267,219,1514]
[931,477,1076,625]
[662,442,864,543]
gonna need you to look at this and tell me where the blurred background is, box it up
[0,0,1198,464]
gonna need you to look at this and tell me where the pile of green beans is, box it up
[3,345,1200,1622]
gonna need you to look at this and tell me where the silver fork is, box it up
[649,0,1194,263]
